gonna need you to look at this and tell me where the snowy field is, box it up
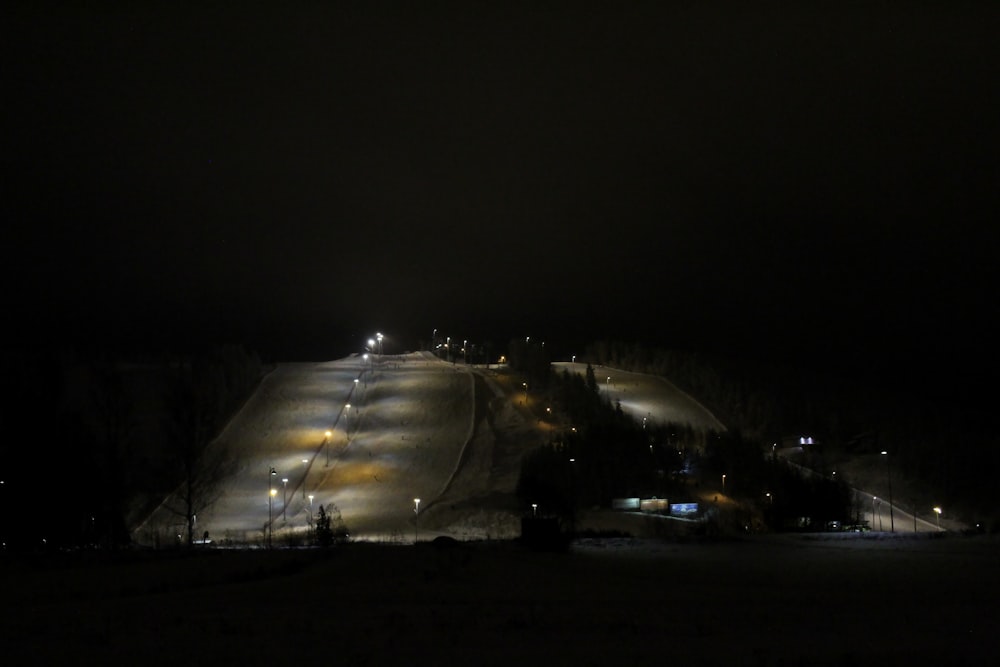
[552,361,726,432]
[4,533,997,665]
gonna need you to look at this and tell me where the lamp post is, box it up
[933,506,942,530]
[413,498,421,543]
[268,467,277,548]
[282,478,288,521]
[881,451,894,532]
[722,473,726,492]
[345,404,352,442]
[872,496,878,531]
[302,459,309,499]
[325,430,332,466]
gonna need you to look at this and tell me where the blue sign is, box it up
[670,503,699,516]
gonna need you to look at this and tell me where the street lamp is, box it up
[325,430,332,466]
[933,506,942,530]
[722,473,726,491]
[881,451,894,532]
[532,503,538,517]
[413,498,421,543]
[268,467,277,548]
[302,459,309,498]
[282,478,288,521]
[268,488,277,548]
[872,496,878,531]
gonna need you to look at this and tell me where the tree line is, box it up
[578,339,998,530]
[508,337,997,533]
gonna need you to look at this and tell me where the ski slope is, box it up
[135,354,730,545]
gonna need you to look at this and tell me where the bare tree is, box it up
[162,356,234,546]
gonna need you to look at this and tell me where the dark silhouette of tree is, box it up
[314,503,349,546]
[162,355,234,546]
[585,363,598,394]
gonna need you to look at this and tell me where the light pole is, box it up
[413,498,421,543]
[933,506,942,530]
[325,430,332,466]
[881,451,894,532]
[522,382,528,404]
[872,496,878,531]
[302,459,309,499]
[282,478,288,521]
[532,503,538,517]
[722,473,726,492]
[268,467,277,548]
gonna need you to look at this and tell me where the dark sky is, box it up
[5,3,998,390]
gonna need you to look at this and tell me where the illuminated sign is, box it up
[670,503,699,516]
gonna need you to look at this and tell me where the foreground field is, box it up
[4,534,996,665]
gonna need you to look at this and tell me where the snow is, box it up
[552,361,726,432]
[136,352,492,544]
[10,355,997,664]
[4,533,998,665]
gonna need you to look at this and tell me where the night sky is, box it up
[5,3,998,394]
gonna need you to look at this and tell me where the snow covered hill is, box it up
[134,353,728,545]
